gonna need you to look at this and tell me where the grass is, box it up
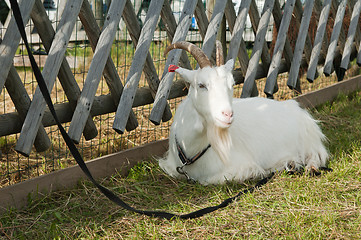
[1,90,361,239]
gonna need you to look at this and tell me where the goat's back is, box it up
[228,97,327,174]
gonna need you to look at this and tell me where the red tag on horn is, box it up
[168,65,179,72]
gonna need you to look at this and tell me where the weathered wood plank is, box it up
[288,0,315,89]
[358,40,361,66]
[243,0,274,97]
[249,0,273,72]
[293,0,315,73]
[224,0,250,76]
[200,0,228,59]
[15,0,84,157]
[194,0,209,40]
[0,0,36,94]
[306,0,332,82]
[68,0,128,142]
[112,0,165,134]
[241,0,275,98]
[5,64,51,152]
[339,0,361,79]
[350,0,361,48]
[160,0,193,70]
[323,0,347,76]
[225,0,251,71]
[148,0,198,125]
[31,0,98,141]
[269,0,296,95]
[78,0,138,134]
[264,0,296,97]
[122,0,173,122]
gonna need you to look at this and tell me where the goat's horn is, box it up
[215,40,224,66]
[164,41,212,68]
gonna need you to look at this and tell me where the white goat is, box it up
[159,41,328,185]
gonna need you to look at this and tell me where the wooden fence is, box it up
[0,0,361,160]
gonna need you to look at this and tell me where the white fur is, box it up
[159,59,328,185]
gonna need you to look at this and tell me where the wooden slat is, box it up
[264,0,296,97]
[31,0,98,141]
[160,0,193,70]
[249,0,272,73]
[306,0,332,82]
[0,0,36,93]
[148,0,198,125]
[288,0,315,89]
[5,64,51,152]
[112,0,165,134]
[194,0,209,39]
[269,0,297,95]
[358,40,361,66]
[122,0,173,123]
[68,0,128,142]
[241,0,275,98]
[225,0,251,71]
[323,0,347,76]
[224,0,249,76]
[340,0,361,79]
[77,0,138,134]
[293,0,316,75]
[200,0,228,59]
[15,0,84,157]
[350,0,361,48]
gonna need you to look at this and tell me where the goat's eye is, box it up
[198,83,207,90]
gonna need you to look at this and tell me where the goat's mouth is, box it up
[215,118,233,128]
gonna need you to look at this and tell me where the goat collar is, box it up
[175,136,211,166]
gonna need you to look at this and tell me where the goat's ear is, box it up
[175,67,196,83]
[224,59,234,72]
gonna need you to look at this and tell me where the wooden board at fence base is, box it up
[0,139,168,214]
[295,74,361,108]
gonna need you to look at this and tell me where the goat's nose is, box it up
[222,111,233,123]
[222,110,233,118]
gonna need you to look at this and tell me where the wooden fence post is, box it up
[31,0,99,141]
[0,0,36,96]
[68,0,130,142]
[288,0,315,89]
[224,0,249,77]
[241,0,275,98]
[78,0,139,134]
[225,0,251,74]
[122,0,173,123]
[340,0,361,79]
[264,0,296,97]
[15,0,84,156]
[112,0,165,134]
[307,0,332,82]
[323,0,347,76]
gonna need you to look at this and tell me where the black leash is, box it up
[9,0,272,220]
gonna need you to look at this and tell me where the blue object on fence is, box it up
[191,16,197,29]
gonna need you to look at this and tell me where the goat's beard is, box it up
[207,123,232,163]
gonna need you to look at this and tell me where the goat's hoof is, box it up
[319,167,333,172]
[286,163,304,175]
[308,166,321,177]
